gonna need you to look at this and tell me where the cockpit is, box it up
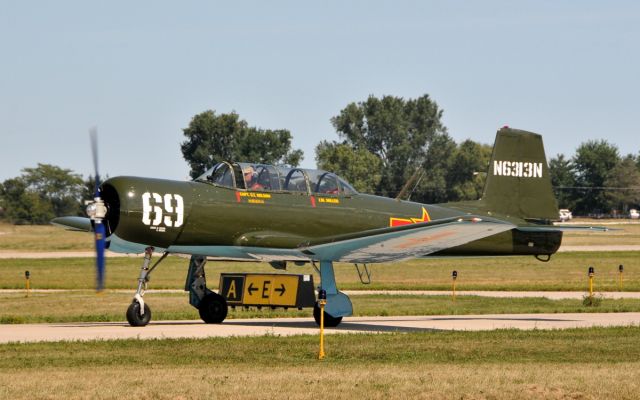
[195,162,358,196]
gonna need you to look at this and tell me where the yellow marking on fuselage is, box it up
[239,192,272,199]
[318,197,340,204]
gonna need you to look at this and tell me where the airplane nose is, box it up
[98,180,121,236]
[99,176,192,248]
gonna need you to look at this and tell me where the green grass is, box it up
[1,328,640,399]
[1,251,639,291]
[0,222,93,251]
[560,219,640,246]
[2,222,638,398]
[3,327,640,367]
[2,292,640,324]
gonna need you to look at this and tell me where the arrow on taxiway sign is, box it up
[274,283,286,296]
[247,283,258,295]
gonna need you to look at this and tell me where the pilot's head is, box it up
[243,166,255,182]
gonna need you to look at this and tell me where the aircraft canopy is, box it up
[195,162,358,195]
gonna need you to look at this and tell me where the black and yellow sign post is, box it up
[619,264,624,291]
[588,266,595,298]
[219,273,316,309]
[451,270,458,302]
[25,270,30,298]
[318,289,326,360]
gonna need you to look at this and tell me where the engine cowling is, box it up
[101,176,194,248]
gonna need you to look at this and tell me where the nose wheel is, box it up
[126,247,168,327]
[126,300,151,327]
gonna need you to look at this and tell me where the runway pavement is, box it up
[2,312,639,343]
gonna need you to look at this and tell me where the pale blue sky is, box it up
[1,1,638,182]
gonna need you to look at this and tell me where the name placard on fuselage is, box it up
[219,273,316,309]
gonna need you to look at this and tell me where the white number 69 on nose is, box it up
[141,192,184,228]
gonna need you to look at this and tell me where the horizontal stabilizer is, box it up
[517,225,611,233]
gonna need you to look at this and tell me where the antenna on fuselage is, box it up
[395,166,425,201]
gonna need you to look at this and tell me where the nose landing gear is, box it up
[126,300,151,327]
[125,247,168,327]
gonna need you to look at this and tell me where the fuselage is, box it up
[99,175,562,261]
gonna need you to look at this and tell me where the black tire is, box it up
[313,303,343,327]
[199,292,228,324]
[126,301,151,327]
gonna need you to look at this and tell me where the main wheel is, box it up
[313,303,343,327]
[126,301,151,327]
[199,292,228,323]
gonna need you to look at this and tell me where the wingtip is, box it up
[51,216,93,232]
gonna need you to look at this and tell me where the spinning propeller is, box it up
[85,128,107,292]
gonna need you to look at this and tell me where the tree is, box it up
[315,141,382,193]
[549,154,576,210]
[445,139,493,202]
[604,155,640,213]
[0,177,54,224]
[572,140,620,214]
[22,163,84,217]
[411,133,457,203]
[325,94,448,198]
[0,164,84,224]
[181,110,303,179]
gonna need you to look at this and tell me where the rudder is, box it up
[481,127,558,220]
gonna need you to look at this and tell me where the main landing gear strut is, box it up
[312,260,353,327]
[185,255,228,323]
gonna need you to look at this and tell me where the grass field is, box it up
[1,327,640,399]
[0,222,93,251]
[2,291,640,324]
[1,251,638,291]
[1,222,639,398]
[559,219,640,246]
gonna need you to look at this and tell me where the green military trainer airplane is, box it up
[53,127,601,327]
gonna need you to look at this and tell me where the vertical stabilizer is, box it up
[481,127,558,220]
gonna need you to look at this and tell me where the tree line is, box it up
[2,94,638,224]
[549,142,640,216]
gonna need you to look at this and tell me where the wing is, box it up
[51,216,93,232]
[300,216,516,263]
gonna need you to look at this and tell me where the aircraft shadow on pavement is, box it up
[219,314,581,332]
[223,319,436,333]
[55,315,578,331]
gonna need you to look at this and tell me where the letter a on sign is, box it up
[220,275,245,304]
[227,280,237,299]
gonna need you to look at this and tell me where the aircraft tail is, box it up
[480,127,558,221]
